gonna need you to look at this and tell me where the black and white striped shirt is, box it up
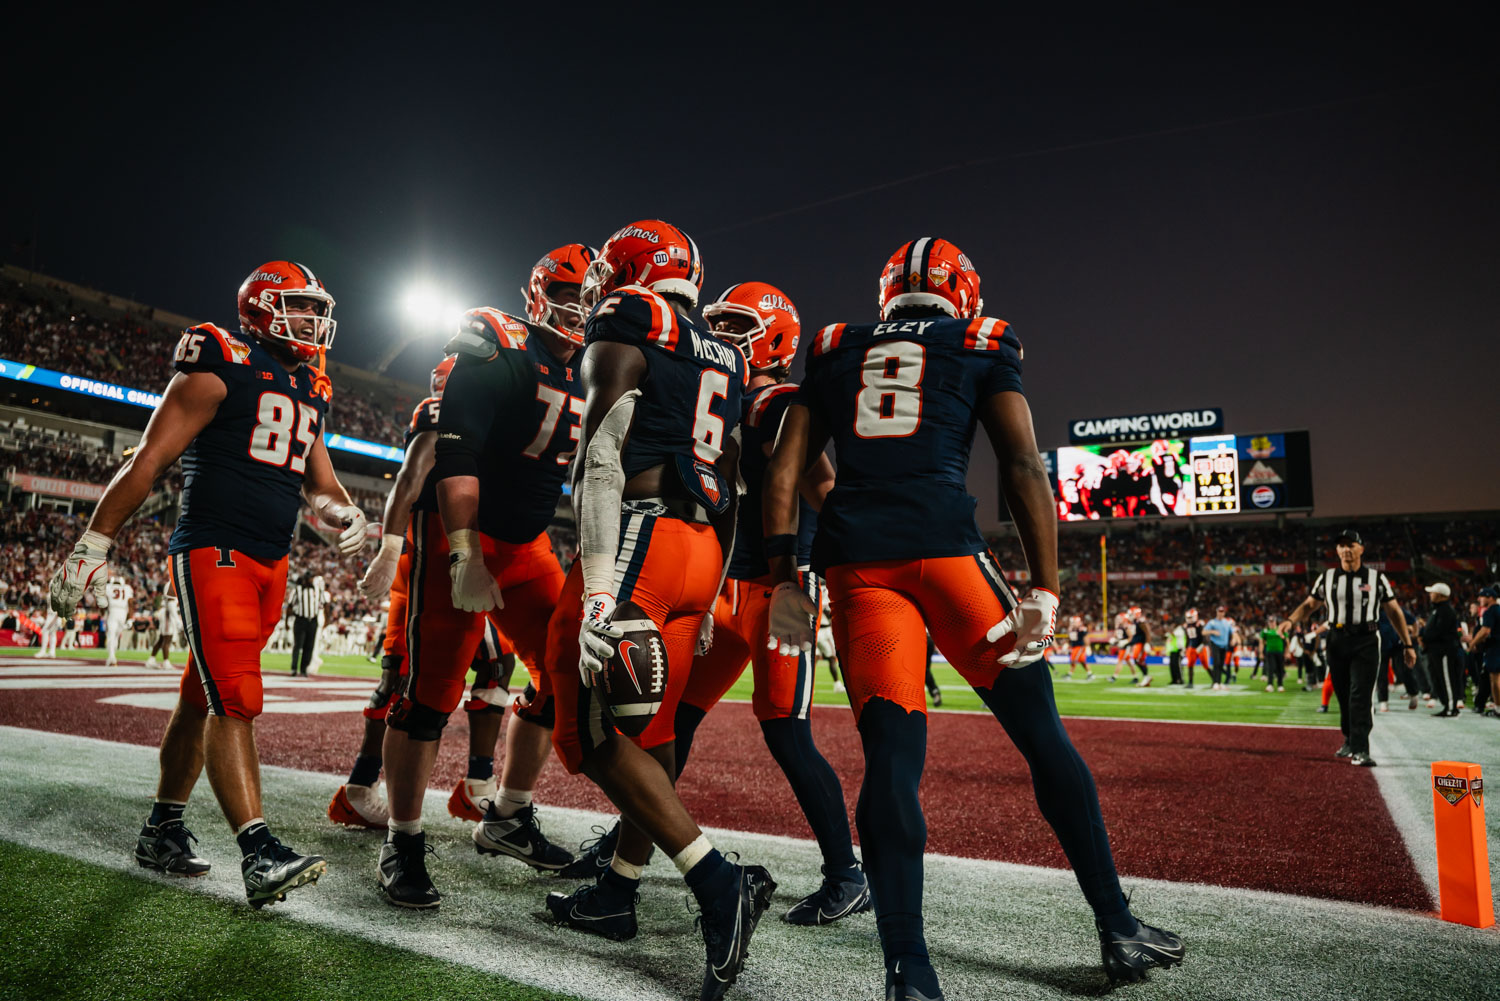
[1309,565,1394,628]
[287,579,324,620]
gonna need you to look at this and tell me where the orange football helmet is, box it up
[581,219,703,311]
[701,282,801,371]
[431,354,457,396]
[237,261,336,361]
[524,244,596,345]
[877,237,981,320]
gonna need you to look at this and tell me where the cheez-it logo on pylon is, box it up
[1435,773,1470,807]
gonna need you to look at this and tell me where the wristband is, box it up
[764,534,797,559]
[446,529,483,555]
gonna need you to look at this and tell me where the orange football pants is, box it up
[1185,645,1209,669]
[547,508,721,773]
[682,571,823,722]
[1069,645,1088,665]
[381,550,411,662]
[171,546,287,721]
[391,510,562,719]
[824,552,1020,722]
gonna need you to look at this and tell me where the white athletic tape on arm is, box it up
[578,389,640,600]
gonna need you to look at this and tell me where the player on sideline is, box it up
[763,238,1184,999]
[100,575,134,666]
[50,261,366,908]
[540,221,776,1000]
[1107,612,1133,683]
[145,584,182,670]
[374,246,601,908]
[1127,607,1153,686]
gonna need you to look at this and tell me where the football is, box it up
[600,600,668,737]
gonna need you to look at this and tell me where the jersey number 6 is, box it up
[854,341,924,438]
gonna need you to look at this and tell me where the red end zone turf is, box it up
[0,665,1429,912]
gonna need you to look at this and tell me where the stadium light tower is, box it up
[371,283,466,375]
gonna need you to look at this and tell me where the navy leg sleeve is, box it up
[760,717,857,872]
[854,698,929,967]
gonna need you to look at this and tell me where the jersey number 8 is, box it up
[854,341,924,438]
[249,392,320,473]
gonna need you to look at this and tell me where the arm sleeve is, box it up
[1377,572,1394,603]
[431,352,534,482]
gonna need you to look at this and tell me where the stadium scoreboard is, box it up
[1000,427,1314,522]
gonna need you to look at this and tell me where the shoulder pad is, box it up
[962,316,1018,355]
[174,323,253,368]
[409,396,440,433]
[586,285,682,351]
[808,323,847,359]
[446,308,529,359]
[746,382,798,428]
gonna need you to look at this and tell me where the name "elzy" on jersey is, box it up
[872,320,938,337]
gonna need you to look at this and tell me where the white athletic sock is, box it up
[496,787,532,819]
[671,834,713,876]
[610,856,645,881]
[388,817,422,836]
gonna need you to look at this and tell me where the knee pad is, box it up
[512,684,555,729]
[386,695,450,741]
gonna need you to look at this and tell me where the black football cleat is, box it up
[783,864,872,925]
[544,881,638,941]
[886,959,944,1000]
[1098,918,1185,983]
[242,837,325,909]
[556,821,619,881]
[377,830,440,910]
[1349,753,1378,767]
[697,862,776,1001]
[1334,743,1353,758]
[473,803,574,871]
[135,821,211,877]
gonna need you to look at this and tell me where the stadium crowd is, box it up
[1,275,412,447]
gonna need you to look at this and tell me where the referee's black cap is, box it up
[1481,586,1499,598]
[1335,528,1363,545]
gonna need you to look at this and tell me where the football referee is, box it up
[1283,529,1416,766]
[285,572,322,677]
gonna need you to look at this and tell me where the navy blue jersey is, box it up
[168,323,328,559]
[427,314,583,544]
[585,286,746,487]
[728,383,817,580]
[1183,621,1205,646]
[800,315,1022,572]
[1131,622,1148,644]
[1069,627,1088,646]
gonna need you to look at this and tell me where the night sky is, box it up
[5,10,1495,523]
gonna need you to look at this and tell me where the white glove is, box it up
[986,587,1060,667]
[50,530,112,616]
[696,609,715,656]
[766,581,817,657]
[359,532,404,599]
[314,498,369,556]
[578,592,622,687]
[447,530,504,613]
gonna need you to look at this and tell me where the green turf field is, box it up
[12,647,1343,727]
[0,840,581,1001]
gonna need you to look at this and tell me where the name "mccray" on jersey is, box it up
[168,323,329,559]
[584,286,746,480]
[799,315,1023,572]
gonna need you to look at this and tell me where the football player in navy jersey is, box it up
[371,245,598,908]
[763,239,1183,998]
[50,261,367,909]
[541,221,776,1001]
[562,282,867,926]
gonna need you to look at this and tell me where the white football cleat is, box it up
[327,783,389,830]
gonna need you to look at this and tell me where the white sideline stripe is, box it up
[3,725,1498,1001]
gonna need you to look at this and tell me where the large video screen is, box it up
[1042,430,1312,521]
